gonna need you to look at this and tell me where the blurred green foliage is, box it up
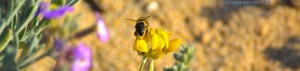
[0,0,78,70]
[164,45,195,71]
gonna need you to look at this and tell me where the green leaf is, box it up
[20,30,31,42]
[0,54,4,61]
[13,28,20,49]
[179,64,187,71]
[182,54,188,65]
[0,45,19,71]
[0,29,12,52]
[173,53,183,62]
[66,0,79,6]
[0,0,26,35]
[187,46,195,55]
[20,0,34,24]
[19,46,54,69]
[172,65,178,71]
[15,0,41,34]
[186,46,195,64]
[52,0,65,6]
[179,46,187,54]
[34,20,50,35]
[25,34,40,56]
[18,32,40,63]
[18,26,27,42]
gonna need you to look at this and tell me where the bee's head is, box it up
[135,21,146,36]
[127,16,151,36]
[137,16,151,27]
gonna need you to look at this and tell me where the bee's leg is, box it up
[145,30,149,39]
[145,30,148,35]
[145,23,149,28]
[147,28,153,37]
[134,32,137,36]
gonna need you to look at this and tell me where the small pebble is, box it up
[147,1,159,12]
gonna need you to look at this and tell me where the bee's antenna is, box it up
[144,15,152,21]
[126,19,137,22]
[143,15,151,27]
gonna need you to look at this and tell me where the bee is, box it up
[127,16,151,37]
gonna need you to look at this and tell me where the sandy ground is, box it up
[24,0,300,71]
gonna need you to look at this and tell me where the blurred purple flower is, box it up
[95,12,109,42]
[54,38,64,51]
[71,42,92,71]
[53,38,92,71]
[37,2,74,19]
[53,38,72,71]
[36,2,49,16]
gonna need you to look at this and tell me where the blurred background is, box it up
[24,0,300,71]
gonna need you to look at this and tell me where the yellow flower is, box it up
[133,28,181,59]
[155,28,170,49]
[163,39,181,53]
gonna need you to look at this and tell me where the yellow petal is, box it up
[155,29,169,47]
[155,28,162,35]
[136,40,148,53]
[164,39,181,53]
[156,35,165,50]
[160,30,169,49]
[150,34,165,50]
[148,28,155,36]
[151,34,158,50]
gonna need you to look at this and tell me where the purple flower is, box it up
[37,2,74,19]
[36,2,49,16]
[95,12,109,42]
[54,38,64,51]
[71,42,92,71]
[53,38,92,71]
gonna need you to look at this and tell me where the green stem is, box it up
[16,0,42,34]
[13,29,19,48]
[19,47,53,69]
[139,57,147,71]
[148,59,155,71]
[0,0,25,35]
